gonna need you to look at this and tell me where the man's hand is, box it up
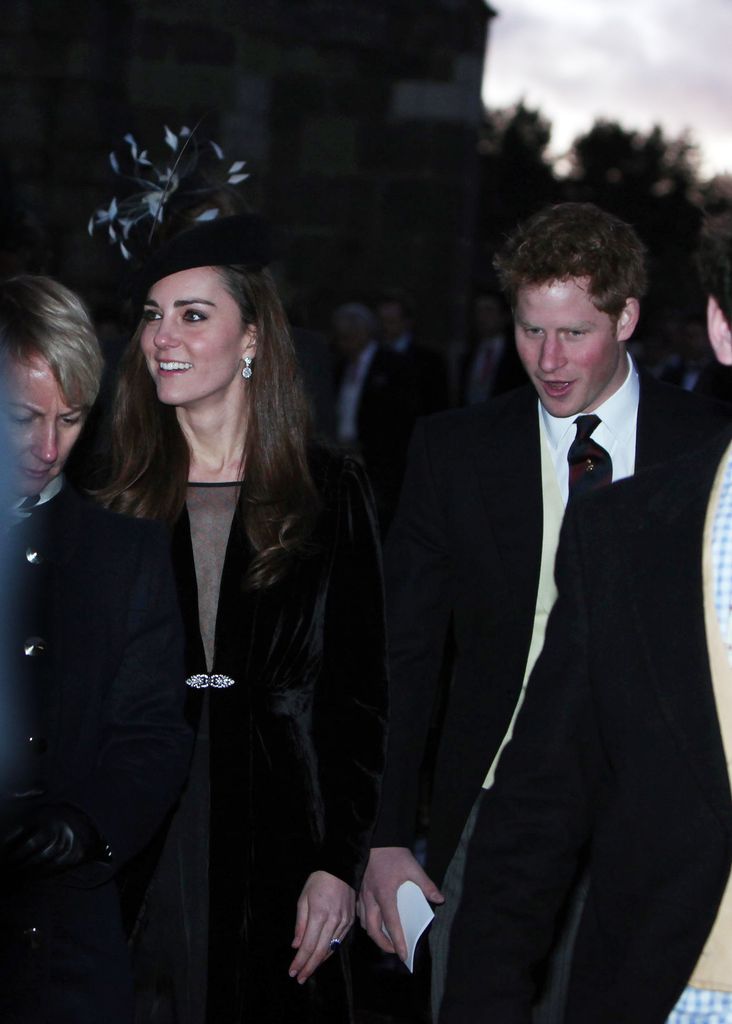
[288,870,355,984]
[357,846,444,961]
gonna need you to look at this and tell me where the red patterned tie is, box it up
[567,414,612,500]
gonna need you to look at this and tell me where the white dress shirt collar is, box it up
[540,352,639,450]
[539,353,640,503]
[10,473,65,521]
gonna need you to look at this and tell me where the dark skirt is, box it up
[131,690,353,1024]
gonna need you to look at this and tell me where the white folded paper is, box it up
[381,879,435,973]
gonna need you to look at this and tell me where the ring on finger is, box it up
[329,937,342,951]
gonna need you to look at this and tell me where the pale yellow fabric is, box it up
[482,422,564,788]
[689,447,732,992]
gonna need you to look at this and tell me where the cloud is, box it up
[483,0,732,176]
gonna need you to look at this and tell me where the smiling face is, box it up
[4,355,85,498]
[140,266,256,413]
[514,277,639,417]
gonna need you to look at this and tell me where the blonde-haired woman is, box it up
[0,274,190,1023]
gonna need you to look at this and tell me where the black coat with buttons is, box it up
[0,482,192,1024]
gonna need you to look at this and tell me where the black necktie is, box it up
[567,415,612,500]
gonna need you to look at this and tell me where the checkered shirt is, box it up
[667,985,732,1023]
[712,452,732,664]
[666,452,732,1020]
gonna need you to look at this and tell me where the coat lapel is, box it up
[626,429,732,834]
[467,388,544,651]
[212,509,256,682]
[635,372,673,469]
[171,508,208,728]
[171,507,205,670]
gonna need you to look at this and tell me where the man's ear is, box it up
[615,297,640,342]
[707,295,732,366]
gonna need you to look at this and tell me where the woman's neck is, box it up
[176,402,247,483]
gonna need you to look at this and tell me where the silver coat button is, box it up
[25,547,43,565]
[24,637,47,656]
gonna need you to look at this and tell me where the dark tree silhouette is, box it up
[563,119,704,318]
[474,101,560,284]
[474,109,709,326]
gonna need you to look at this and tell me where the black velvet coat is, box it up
[0,484,191,1024]
[132,451,388,1024]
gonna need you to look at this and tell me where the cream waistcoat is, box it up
[689,452,732,991]
[483,421,564,789]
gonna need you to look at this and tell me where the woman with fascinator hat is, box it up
[100,212,388,1023]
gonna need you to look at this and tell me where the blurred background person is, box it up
[376,289,449,415]
[332,300,418,533]
[460,289,527,406]
[656,306,715,391]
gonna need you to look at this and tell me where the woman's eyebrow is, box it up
[143,297,217,308]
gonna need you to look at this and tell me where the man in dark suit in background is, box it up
[440,210,732,1024]
[376,290,449,416]
[358,202,732,1019]
[460,289,527,406]
[333,301,418,531]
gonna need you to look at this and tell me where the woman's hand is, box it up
[288,870,355,984]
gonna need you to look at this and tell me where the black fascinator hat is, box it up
[131,212,273,310]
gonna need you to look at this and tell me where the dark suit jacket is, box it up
[0,484,191,1024]
[460,335,528,405]
[336,347,420,532]
[372,373,732,884]
[695,360,732,404]
[402,340,449,416]
[440,426,732,1024]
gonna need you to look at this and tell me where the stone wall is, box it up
[0,0,494,345]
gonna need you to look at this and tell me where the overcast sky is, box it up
[482,0,732,179]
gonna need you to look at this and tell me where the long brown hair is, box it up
[100,265,321,588]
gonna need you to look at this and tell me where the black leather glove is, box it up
[1,804,103,874]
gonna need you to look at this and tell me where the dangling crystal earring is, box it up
[241,356,253,379]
